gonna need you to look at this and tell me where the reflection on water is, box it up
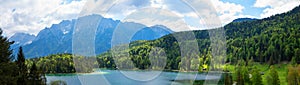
[46,69,221,85]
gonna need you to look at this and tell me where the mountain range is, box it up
[10,14,173,58]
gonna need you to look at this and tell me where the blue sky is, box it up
[221,0,264,17]
[0,0,299,37]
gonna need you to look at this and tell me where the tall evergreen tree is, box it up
[16,47,28,85]
[0,28,18,85]
[0,28,14,63]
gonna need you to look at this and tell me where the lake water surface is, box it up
[46,69,222,85]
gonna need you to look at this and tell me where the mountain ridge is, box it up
[232,18,257,22]
[11,14,173,58]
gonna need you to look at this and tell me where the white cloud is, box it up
[0,0,86,37]
[0,0,251,37]
[169,0,248,29]
[80,0,151,20]
[254,0,300,18]
[212,0,246,24]
[129,0,247,30]
[123,8,189,32]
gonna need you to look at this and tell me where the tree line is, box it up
[0,28,46,85]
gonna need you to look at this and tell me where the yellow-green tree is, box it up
[251,67,262,85]
[287,65,300,85]
[266,66,280,85]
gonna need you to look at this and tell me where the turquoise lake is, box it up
[46,69,222,85]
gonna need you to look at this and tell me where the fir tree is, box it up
[16,47,28,85]
[28,63,46,85]
[0,28,14,63]
[0,28,17,85]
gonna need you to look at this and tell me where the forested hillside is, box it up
[95,5,300,70]
[225,5,300,64]
[30,5,300,73]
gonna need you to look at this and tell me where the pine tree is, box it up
[16,47,28,85]
[28,63,46,85]
[0,28,18,85]
[267,45,276,65]
[0,28,14,63]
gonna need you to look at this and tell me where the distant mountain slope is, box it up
[9,33,35,46]
[11,14,173,58]
[9,33,35,56]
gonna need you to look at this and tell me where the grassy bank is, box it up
[225,62,289,85]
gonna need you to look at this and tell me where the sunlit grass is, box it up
[225,62,289,85]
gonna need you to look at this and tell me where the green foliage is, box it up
[251,67,263,85]
[97,52,117,69]
[27,54,96,73]
[50,80,67,85]
[266,66,280,85]
[224,73,233,85]
[0,28,46,85]
[234,60,251,85]
[287,65,300,85]
[0,62,18,85]
[28,63,46,85]
[291,57,297,67]
[0,28,18,85]
[94,5,300,71]
[73,56,96,73]
[129,45,152,69]
[235,66,245,85]
[0,28,14,63]
[16,47,29,85]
